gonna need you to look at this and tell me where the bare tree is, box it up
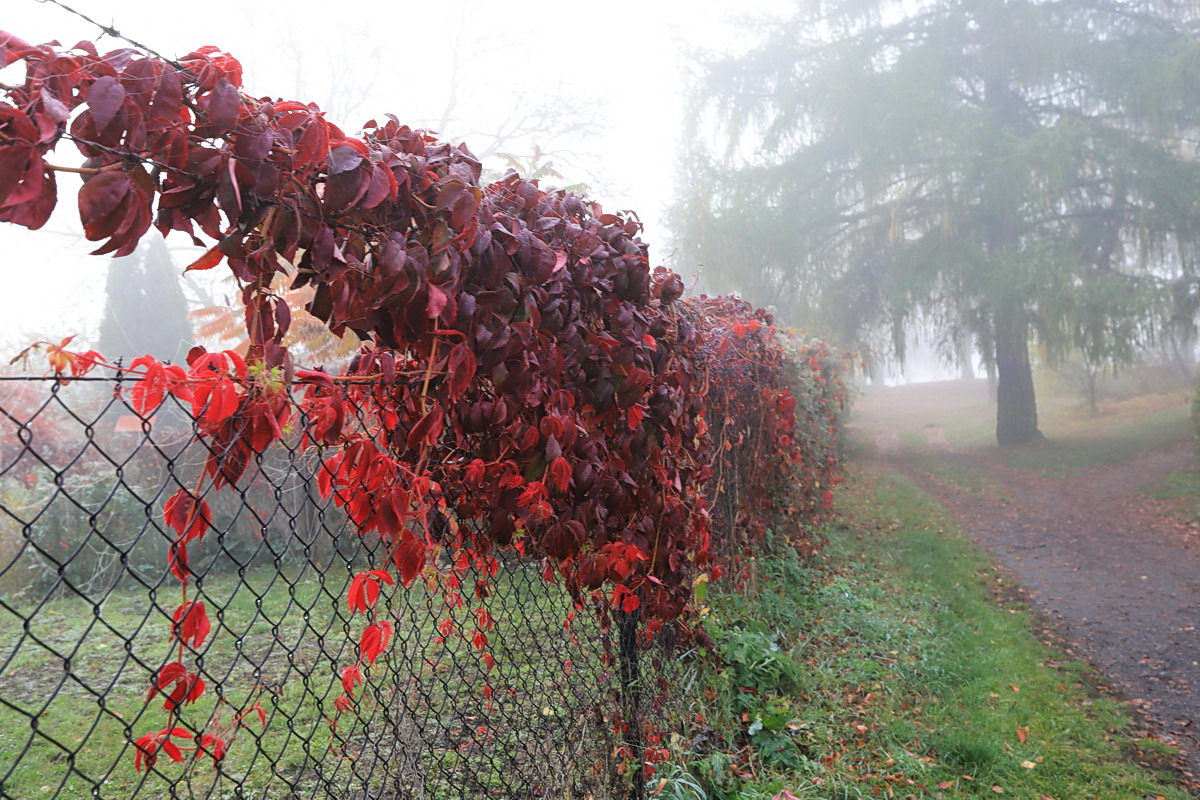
[419,0,608,193]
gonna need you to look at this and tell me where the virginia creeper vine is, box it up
[0,33,845,778]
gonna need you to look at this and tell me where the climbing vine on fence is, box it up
[687,297,848,579]
[0,30,845,781]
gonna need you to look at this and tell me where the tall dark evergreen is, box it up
[674,0,1200,443]
[98,237,192,367]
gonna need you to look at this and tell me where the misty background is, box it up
[6,0,1194,400]
[0,0,789,363]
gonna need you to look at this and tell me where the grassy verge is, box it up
[1141,468,1200,523]
[852,378,1191,481]
[999,401,1190,479]
[657,468,1189,799]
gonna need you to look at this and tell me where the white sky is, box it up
[0,0,789,354]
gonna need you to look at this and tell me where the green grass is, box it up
[908,452,1007,499]
[1,567,342,799]
[852,378,1192,481]
[0,562,608,799]
[1141,467,1200,522]
[999,402,1190,478]
[669,468,1190,799]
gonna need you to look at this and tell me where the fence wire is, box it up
[0,375,678,799]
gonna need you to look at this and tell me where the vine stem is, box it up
[410,325,444,481]
[418,328,440,414]
[160,467,210,738]
[46,162,102,175]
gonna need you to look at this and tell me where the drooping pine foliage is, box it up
[674,0,1200,442]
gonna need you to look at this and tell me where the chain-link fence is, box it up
[0,375,683,799]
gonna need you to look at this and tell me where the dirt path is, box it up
[886,437,1200,782]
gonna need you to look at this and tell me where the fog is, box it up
[3,0,1195,396]
[0,0,787,356]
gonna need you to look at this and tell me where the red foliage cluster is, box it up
[0,31,711,765]
[686,297,846,568]
[0,32,709,611]
[785,338,849,521]
[0,32,843,776]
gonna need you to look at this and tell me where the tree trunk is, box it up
[956,330,976,380]
[980,60,1040,443]
[1167,325,1196,380]
[994,302,1041,444]
[1085,362,1100,416]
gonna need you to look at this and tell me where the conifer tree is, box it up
[98,237,192,367]
[674,0,1200,443]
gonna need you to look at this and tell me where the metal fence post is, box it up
[618,607,644,800]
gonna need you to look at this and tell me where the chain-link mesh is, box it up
[0,375,667,799]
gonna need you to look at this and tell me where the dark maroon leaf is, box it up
[150,67,183,122]
[324,167,366,212]
[78,171,132,237]
[87,75,126,131]
[446,342,476,396]
[328,144,362,175]
[38,91,69,125]
[206,78,240,135]
[406,407,444,450]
